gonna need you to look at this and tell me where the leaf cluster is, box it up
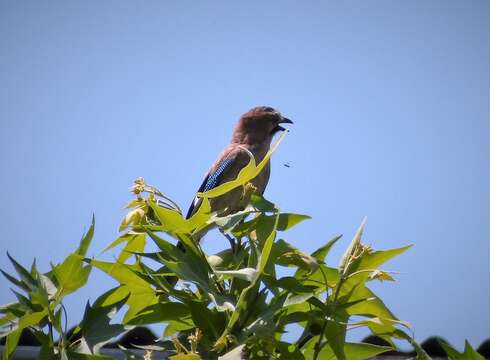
[1,133,469,359]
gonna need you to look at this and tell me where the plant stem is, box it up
[312,320,328,360]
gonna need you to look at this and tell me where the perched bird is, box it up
[186,106,293,239]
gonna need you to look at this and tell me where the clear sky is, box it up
[1,0,489,350]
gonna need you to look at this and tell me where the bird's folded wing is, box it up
[185,153,239,219]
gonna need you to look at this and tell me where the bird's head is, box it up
[232,106,293,145]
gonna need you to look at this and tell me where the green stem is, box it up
[312,320,328,360]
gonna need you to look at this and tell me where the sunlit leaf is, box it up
[53,254,91,297]
[169,354,202,360]
[76,215,95,257]
[339,218,366,276]
[314,342,392,360]
[118,234,146,264]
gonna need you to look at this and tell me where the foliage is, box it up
[437,339,485,360]
[0,218,130,359]
[0,133,457,359]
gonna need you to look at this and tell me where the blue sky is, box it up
[1,0,489,350]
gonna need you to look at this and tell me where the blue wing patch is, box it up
[202,157,235,191]
[185,156,236,219]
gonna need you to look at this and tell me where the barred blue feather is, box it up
[185,156,236,218]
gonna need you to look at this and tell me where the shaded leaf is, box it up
[6,253,36,290]
[126,302,191,326]
[77,294,128,354]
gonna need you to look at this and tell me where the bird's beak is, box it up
[275,117,294,132]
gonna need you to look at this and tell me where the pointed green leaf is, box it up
[6,253,36,290]
[311,235,342,263]
[277,213,311,231]
[349,244,413,279]
[77,295,128,354]
[462,340,485,359]
[0,269,28,292]
[339,218,366,275]
[76,215,95,257]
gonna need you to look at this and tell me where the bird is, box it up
[185,106,293,245]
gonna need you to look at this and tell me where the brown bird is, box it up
[186,106,293,222]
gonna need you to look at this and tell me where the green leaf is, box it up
[149,197,212,234]
[6,253,36,290]
[3,329,21,360]
[339,218,366,276]
[38,273,58,300]
[164,317,195,336]
[272,239,318,271]
[250,193,276,212]
[348,244,413,281]
[103,233,137,254]
[89,260,149,288]
[462,340,485,359]
[277,213,311,231]
[126,302,191,325]
[297,264,340,290]
[77,295,128,354]
[311,235,342,263]
[314,342,392,360]
[187,300,223,341]
[1,310,47,360]
[342,285,397,320]
[437,339,485,360]
[118,233,146,264]
[76,215,95,257]
[169,354,201,360]
[394,329,432,360]
[324,310,348,360]
[284,292,315,307]
[88,261,159,324]
[53,254,92,297]
[257,213,279,273]
[0,269,29,292]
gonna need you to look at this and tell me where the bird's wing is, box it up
[185,155,237,219]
